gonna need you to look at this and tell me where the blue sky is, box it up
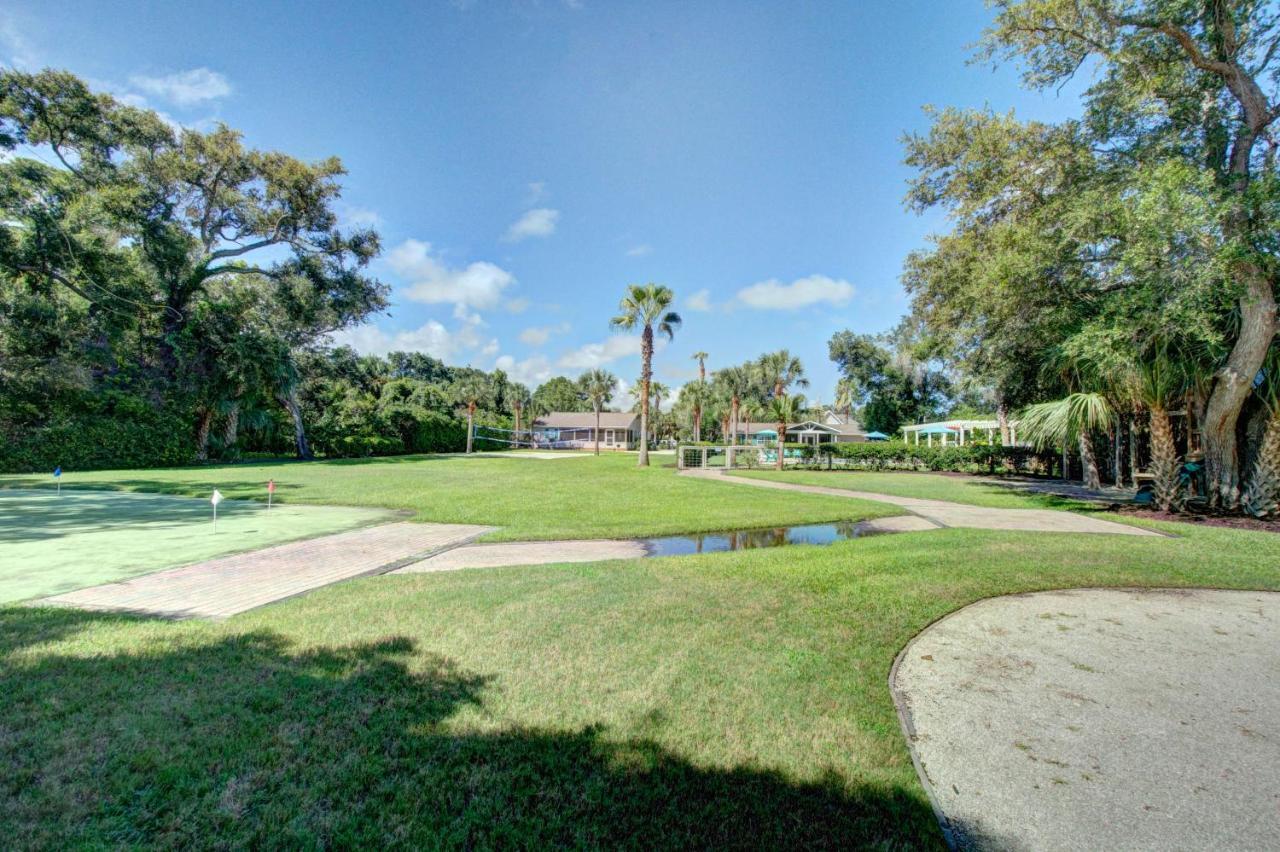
[2,1,1083,406]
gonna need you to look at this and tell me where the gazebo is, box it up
[901,418,1018,447]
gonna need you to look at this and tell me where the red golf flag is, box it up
[267,480,276,493]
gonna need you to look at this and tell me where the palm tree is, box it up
[716,366,752,444]
[1017,393,1114,490]
[581,369,616,456]
[768,394,800,471]
[610,283,681,467]
[757,350,809,399]
[649,381,670,448]
[691,351,709,382]
[454,378,487,454]
[509,384,532,447]
[682,379,712,442]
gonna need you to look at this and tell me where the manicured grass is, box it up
[730,468,1093,510]
[4,522,1277,847]
[0,453,898,541]
[0,489,392,603]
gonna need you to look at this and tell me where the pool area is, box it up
[639,521,884,557]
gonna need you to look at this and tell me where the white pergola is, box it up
[901,419,1018,447]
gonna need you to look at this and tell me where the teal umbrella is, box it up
[865,431,889,441]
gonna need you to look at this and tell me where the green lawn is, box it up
[4,522,1278,847]
[0,453,898,542]
[0,490,393,603]
[730,468,1093,510]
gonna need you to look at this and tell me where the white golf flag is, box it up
[211,489,223,506]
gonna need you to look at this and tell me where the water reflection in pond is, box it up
[640,521,878,557]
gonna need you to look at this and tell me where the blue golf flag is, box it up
[53,466,61,478]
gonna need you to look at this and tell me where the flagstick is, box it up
[213,501,217,533]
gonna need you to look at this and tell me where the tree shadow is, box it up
[0,488,299,543]
[1,607,943,849]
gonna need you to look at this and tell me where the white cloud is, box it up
[0,16,39,70]
[504,297,531,314]
[736,274,855,310]
[518,322,570,346]
[331,306,491,361]
[625,244,652,257]
[388,238,516,310]
[338,204,383,229]
[129,68,232,107]
[685,289,712,311]
[494,354,553,386]
[503,208,559,242]
[557,335,642,369]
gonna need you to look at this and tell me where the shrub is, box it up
[0,411,196,473]
[805,441,1054,475]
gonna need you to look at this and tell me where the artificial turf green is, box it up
[0,452,898,542]
[0,489,392,603]
[3,521,1277,847]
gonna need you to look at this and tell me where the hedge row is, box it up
[0,413,196,474]
[806,441,1058,475]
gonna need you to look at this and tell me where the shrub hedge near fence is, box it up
[810,441,1058,475]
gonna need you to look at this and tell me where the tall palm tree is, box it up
[509,384,532,447]
[1017,393,1114,490]
[716,366,752,444]
[683,379,712,442]
[691,351,709,382]
[757,350,809,399]
[454,378,487,454]
[768,394,800,471]
[581,369,616,456]
[611,283,681,467]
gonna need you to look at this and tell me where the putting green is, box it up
[0,489,394,603]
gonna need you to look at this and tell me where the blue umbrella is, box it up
[865,431,889,441]
[915,424,957,435]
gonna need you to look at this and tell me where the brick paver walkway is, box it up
[682,469,1161,537]
[39,521,492,619]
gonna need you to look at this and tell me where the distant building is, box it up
[734,418,868,445]
[532,412,641,450]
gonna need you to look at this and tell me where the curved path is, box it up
[892,589,1280,850]
[680,468,1161,536]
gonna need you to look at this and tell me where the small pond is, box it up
[639,521,882,557]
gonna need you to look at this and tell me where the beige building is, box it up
[533,412,641,450]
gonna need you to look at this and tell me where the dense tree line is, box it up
[897,1,1280,516]
[0,69,612,472]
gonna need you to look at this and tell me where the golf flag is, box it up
[266,479,275,510]
[211,489,223,531]
[53,465,61,495]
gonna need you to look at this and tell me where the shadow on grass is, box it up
[0,488,294,543]
[1,607,942,849]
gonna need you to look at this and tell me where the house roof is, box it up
[534,411,639,430]
[738,419,866,436]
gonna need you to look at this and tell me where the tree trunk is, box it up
[693,405,701,443]
[1150,405,1182,513]
[997,400,1010,446]
[595,407,601,456]
[278,389,312,459]
[730,397,739,445]
[194,408,214,462]
[638,326,653,466]
[1079,432,1101,491]
[776,423,786,471]
[465,404,475,454]
[1128,415,1139,486]
[1111,424,1121,486]
[514,404,522,445]
[1242,406,1280,518]
[222,401,240,455]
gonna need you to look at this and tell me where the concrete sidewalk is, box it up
[37,521,492,619]
[682,469,1161,537]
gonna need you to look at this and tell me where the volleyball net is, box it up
[473,424,599,450]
